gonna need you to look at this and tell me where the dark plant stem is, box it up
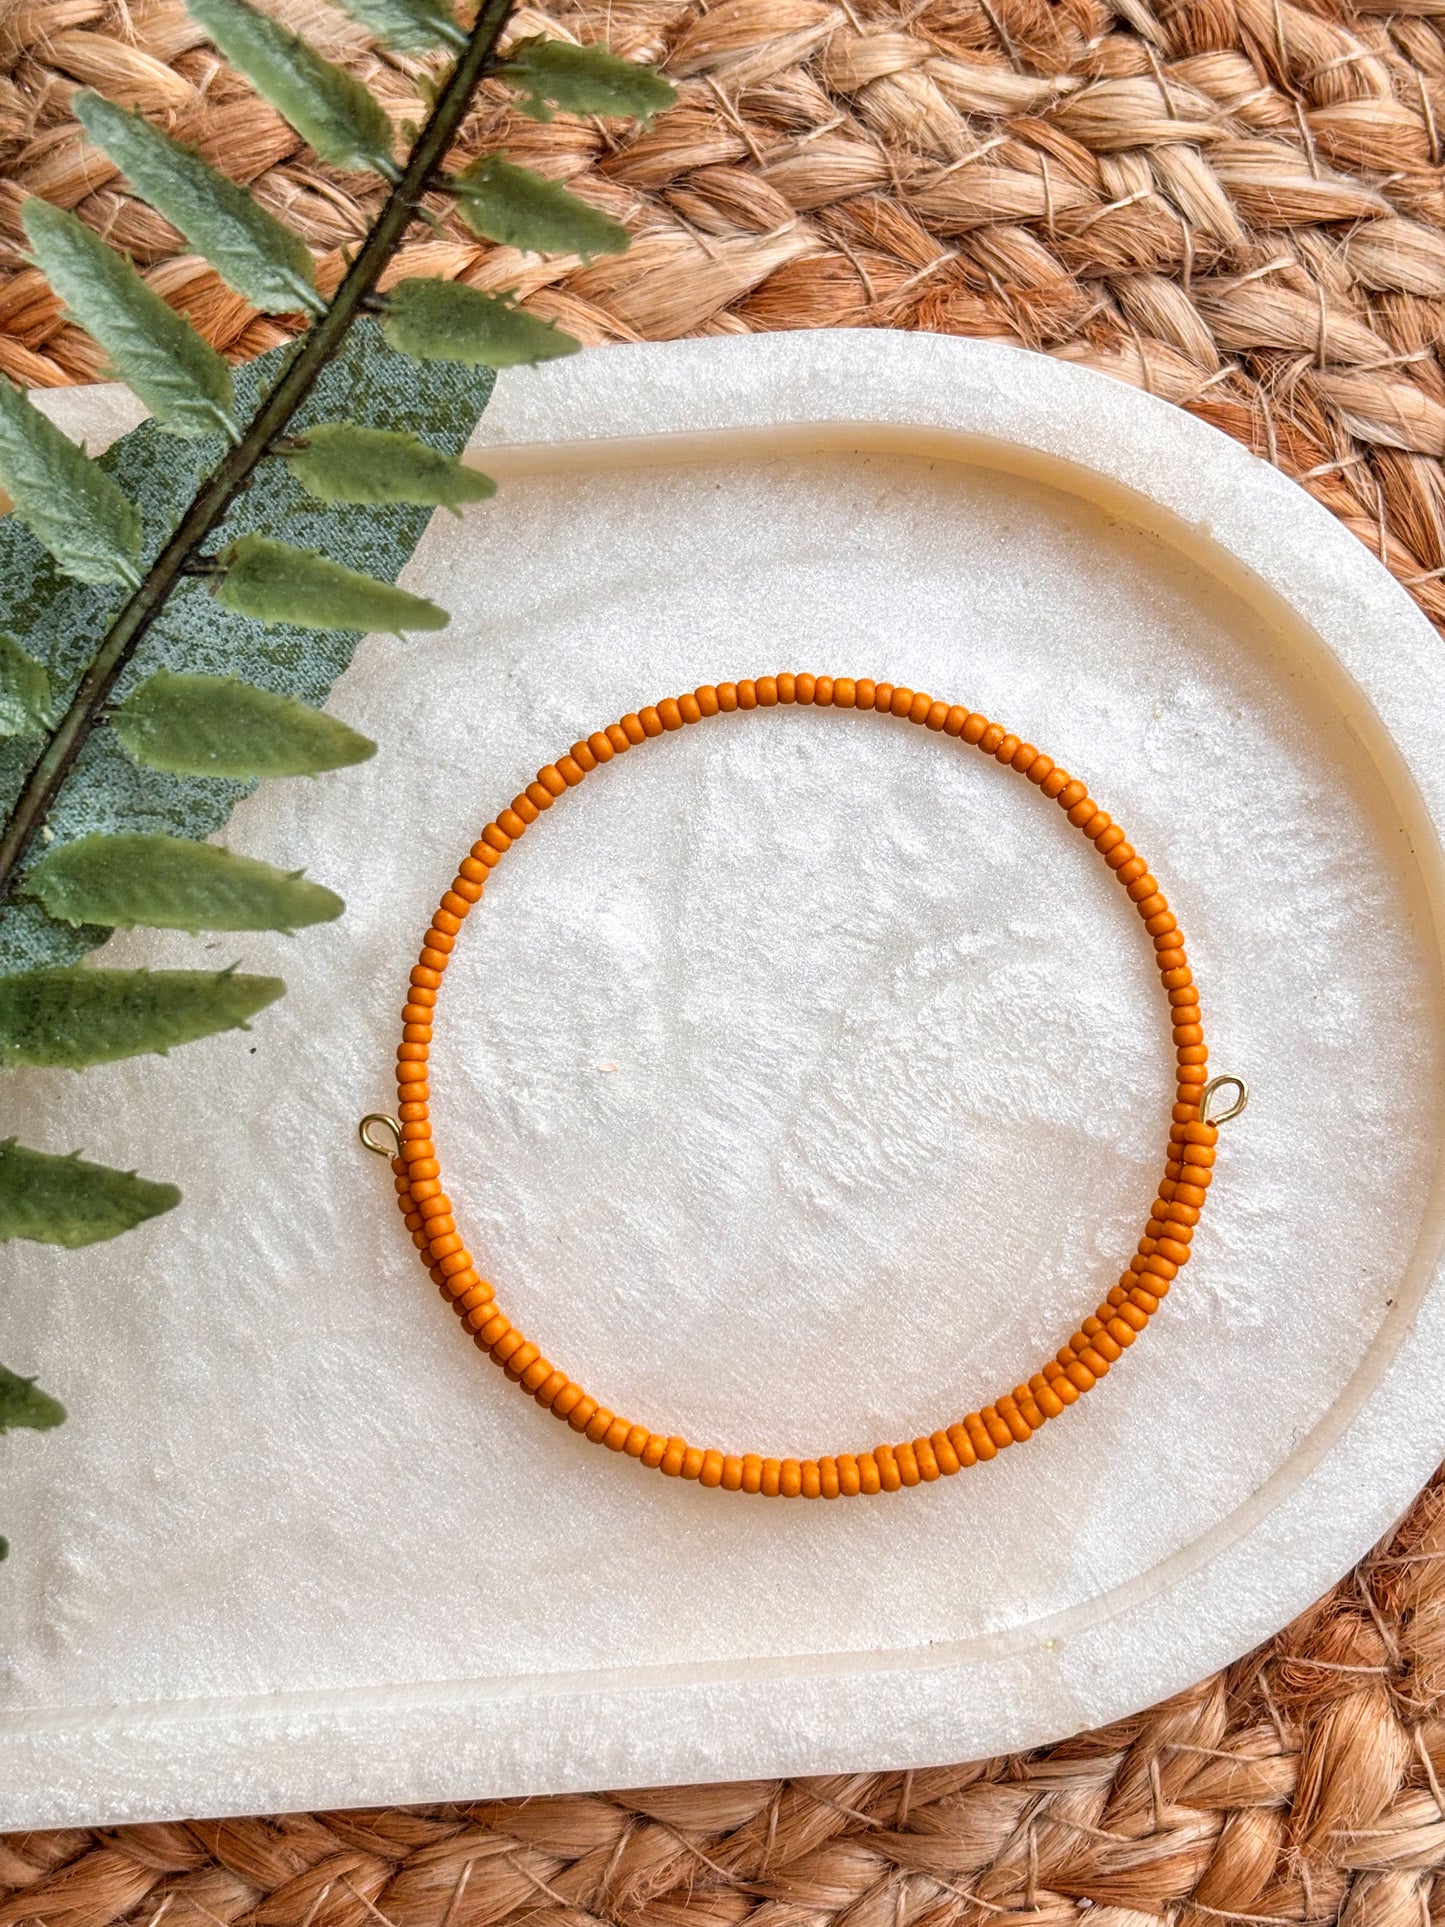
[0,0,515,908]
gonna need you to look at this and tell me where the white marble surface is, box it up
[5,332,1445,1828]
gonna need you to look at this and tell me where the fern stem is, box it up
[0,0,515,908]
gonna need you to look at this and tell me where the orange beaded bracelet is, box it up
[362,674,1247,1499]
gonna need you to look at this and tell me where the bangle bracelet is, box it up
[362,674,1246,1499]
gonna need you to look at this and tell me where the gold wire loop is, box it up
[359,1112,404,1159]
[1198,1075,1249,1128]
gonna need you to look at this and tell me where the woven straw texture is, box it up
[5,0,1445,1912]
[3,1481,1445,1927]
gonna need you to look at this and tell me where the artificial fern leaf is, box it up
[284,423,496,510]
[212,532,448,633]
[26,832,344,933]
[114,668,375,778]
[0,633,54,736]
[0,1365,64,1434]
[0,966,285,1069]
[331,0,464,51]
[0,326,494,978]
[22,200,239,442]
[73,91,322,317]
[493,38,676,127]
[0,379,142,588]
[0,1138,179,1247]
[186,0,397,177]
[383,278,580,369]
[451,157,630,261]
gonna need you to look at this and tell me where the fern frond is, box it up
[25,833,344,933]
[451,156,630,260]
[186,0,399,176]
[382,277,580,367]
[283,423,495,509]
[73,90,323,317]
[494,37,676,126]
[0,967,285,1069]
[0,1366,65,1434]
[211,533,449,632]
[114,669,376,778]
[331,0,466,51]
[22,199,240,441]
[0,635,55,737]
[0,379,142,589]
[0,1139,180,1248]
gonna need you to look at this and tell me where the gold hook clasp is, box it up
[358,1112,403,1159]
[1198,1075,1249,1128]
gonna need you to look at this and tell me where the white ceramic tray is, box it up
[5,332,1445,1829]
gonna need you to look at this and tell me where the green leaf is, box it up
[22,199,238,441]
[0,1137,179,1247]
[451,157,630,261]
[331,0,464,51]
[113,667,375,778]
[0,966,284,1069]
[25,832,344,933]
[0,325,494,978]
[213,532,447,633]
[493,38,677,127]
[0,378,141,588]
[73,90,322,317]
[383,278,580,369]
[0,1364,65,1434]
[186,0,397,176]
[283,422,496,511]
[0,632,55,736]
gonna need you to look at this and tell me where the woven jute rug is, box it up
[5,0,1445,1916]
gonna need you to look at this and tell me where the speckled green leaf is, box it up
[73,91,322,317]
[0,378,141,588]
[493,38,676,126]
[452,157,630,261]
[22,200,238,440]
[383,277,580,368]
[26,832,344,932]
[332,0,464,50]
[284,423,496,511]
[0,966,284,1069]
[0,633,54,736]
[213,532,447,633]
[186,0,397,175]
[0,323,494,977]
[0,1137,179,1248]
[0,1365,65,1433]
[114,668,375,778]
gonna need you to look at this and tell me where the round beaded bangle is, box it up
[363,674,1246,1500]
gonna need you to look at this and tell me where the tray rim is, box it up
[7,328,1445,1828]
